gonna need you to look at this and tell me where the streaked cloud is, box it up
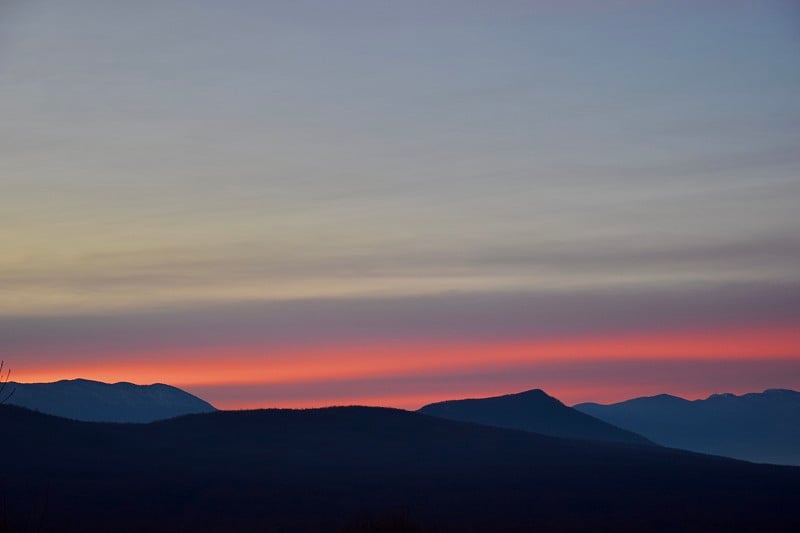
[2,0,799,406]
[5,282,799,357]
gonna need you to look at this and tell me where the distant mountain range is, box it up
[6,378,799,466]
[2,403,798,532]
[419,388,650,445]
[575,389,800,465]
[6,378,216,422]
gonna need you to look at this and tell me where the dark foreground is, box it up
[1,405,799,532]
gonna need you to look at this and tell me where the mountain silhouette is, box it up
[1,404,798,532]
[419,388,649,444]
[575,389,800,465]
[6,378,216,422]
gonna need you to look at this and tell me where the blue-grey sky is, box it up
[2,0,799,406]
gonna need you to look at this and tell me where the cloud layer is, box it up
[2,0,799,406]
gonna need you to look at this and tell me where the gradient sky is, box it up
[2,0,799,408]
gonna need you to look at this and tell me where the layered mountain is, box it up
[418,388,650,444]
[575,389,800,465]
[2,404,798,532]
[6,378,216,422]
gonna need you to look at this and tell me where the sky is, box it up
[1,0,799,409]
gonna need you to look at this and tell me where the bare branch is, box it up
[0,361,14,404]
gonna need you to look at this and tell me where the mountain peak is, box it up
[517,388,551,398]
[761,388,799,396]
[706,392,737,400]
[7,378,216,423]
[488,388,556,402]
[704,389,800,402]
[419,388,649,444]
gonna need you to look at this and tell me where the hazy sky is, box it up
[2,0,799,407]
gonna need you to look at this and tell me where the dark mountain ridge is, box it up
[2,403,798,532]
[575,388,800,465]
[6,378,216,422]
[419,388,650,444]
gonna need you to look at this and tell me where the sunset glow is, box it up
[13,323,799,409]
[2,0,799,409]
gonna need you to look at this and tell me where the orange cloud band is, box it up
[15,323,799,392]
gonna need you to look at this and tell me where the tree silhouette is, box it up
[0,361,13,404]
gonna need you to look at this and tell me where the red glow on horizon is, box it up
[13,322,800,409]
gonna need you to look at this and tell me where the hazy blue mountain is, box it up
[6,378,216,422]
[2,404,798,532]
[575,389,800,465]
[419,388,650,444]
